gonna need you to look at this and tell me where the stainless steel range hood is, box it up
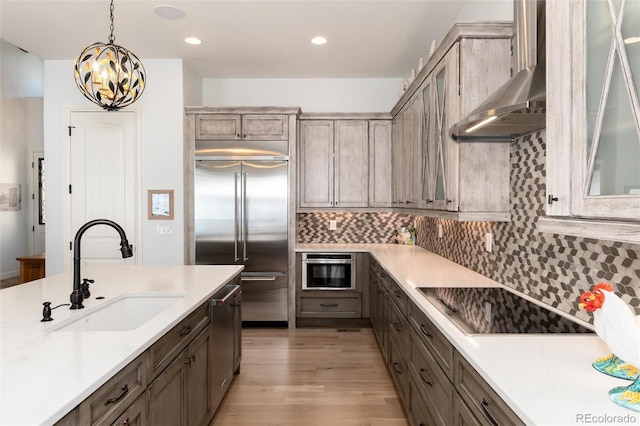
[450,0,545,142]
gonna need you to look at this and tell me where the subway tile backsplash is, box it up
[297,129,640,320]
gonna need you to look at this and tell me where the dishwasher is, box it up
[211,283,242,413]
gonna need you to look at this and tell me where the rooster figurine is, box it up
[579,282,640,412]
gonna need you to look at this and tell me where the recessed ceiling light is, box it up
[185,37,202,45]
[311,36,327,45]
[154,5,185,20]
[624,36,640,44]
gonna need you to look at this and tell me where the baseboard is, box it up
[0,270,19,281]
[295,318,372,328]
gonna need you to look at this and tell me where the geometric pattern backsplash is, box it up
[415,130,640,321]
[296,130,640,321]
[297,212,413,244]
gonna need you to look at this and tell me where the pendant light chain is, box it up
[108,0,115,44]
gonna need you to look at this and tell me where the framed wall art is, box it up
[148,189,174,220]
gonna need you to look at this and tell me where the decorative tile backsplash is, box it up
[297,212,413,244]
[296,130,640,321]
[415,130,640,320]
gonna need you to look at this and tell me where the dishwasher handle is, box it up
[212,285,241,305]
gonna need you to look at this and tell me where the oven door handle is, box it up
[301,260,356,265]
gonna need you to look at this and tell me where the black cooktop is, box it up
[418,287,593,334]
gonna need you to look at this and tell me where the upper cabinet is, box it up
[543,0,640,244]
[298,114,393,210]
[196,114,288,140]
[391,23,512,221]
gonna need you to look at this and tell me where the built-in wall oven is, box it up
[302,253,356,290]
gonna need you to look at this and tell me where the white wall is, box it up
[0,39,44,279]
[455,0,512,21]
[43,59,185,275]
[183,63,202,106]
[202,78,400,112]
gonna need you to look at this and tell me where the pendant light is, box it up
[73,0,146,111]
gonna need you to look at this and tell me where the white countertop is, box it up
[0,264,243,426]
[296,244,636,425]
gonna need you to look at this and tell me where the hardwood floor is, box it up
[212,327,409,426]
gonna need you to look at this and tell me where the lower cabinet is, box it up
[55,289,241,426]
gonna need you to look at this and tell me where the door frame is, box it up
[62,105,143,272]
[28,149,45,255]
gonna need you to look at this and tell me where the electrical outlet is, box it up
[437,224,443,238]
[329,220,337,231]
[485,302,492,323]
[485,233,493,252]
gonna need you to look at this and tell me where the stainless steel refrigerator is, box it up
[194,154,288,324]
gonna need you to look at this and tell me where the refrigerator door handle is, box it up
[242,172,248,262]
[234,172,240,262]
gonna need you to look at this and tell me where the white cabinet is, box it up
[542,0,640,243]
[299,118,386,209]
[391,23,512,221]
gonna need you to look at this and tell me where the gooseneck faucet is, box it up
[70,219,134,309]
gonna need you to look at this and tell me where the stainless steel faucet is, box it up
[70,219,133,309]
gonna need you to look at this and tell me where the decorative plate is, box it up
[398,78,409,97]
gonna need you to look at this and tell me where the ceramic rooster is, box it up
[579,282,640,412]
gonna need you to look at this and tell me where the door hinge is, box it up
[69,185,72,194]
[68,126,75,136]
[32,193,35,200]
[70,242,72,250]
[32,226,35,232]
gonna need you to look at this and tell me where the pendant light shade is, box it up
[73,0,146,111]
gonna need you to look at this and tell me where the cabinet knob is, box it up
[547,194,559,204]
[446,199,452,203]
[236,133,240,138]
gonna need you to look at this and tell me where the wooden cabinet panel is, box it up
[334,120,369,207]
[78,352,148,426]
[369,121,392,207]
[453,396,484,426]
[111,394,147,426]
[388,297,410,355]
[196,115,242,140]
[388,335,409,407]
[298,120,334,208]
[409,374,437,426]
[298,292,362,318]
[186,327,213,426]
[241,115,288,140]
[455,352,524,426]
[389,279,409,317]
[147,349,187,426]
[409,301,454,380]
[54,408,78,426]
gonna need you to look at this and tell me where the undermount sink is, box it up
[53,293,185,332]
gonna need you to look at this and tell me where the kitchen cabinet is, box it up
[391,23,512,221]
[298,119,369,208]
[368,120,393,207]
[111,394,147,426]
[542,0,640,243]
[196,114,288,140]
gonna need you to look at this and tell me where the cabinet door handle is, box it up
[419,368,433,387]
[105,384,129,406]
[480,398,499,426]
[392,362,402,374]
[419,324,433,338]
[320,303,338,308]
[123,418,130,426]
[393,290,401,298]
[392,322,402,332]
[179,326,192,337]
[185,355,196,365]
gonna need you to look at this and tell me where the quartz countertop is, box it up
[296,244,636,425]
[0,264,243,426]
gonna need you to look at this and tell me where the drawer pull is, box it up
[392,290,401,298]
[105,384,129,406]
[123,419,130,426]
[480,398,499,426]
[320,303,338,308]
[419,368,433,387]
[185,355,196,365]
[179,326,193,337]
[392,362,403,374]
[419,324,433,338]
[392,322,402,332]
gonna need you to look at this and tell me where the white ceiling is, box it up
[0,0,512,78]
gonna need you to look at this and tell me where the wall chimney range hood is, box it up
[449,0,546,142]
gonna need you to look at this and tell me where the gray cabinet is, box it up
[368,121,393,207]
[391,23,512,221]
[298,120,369,208]
[111,394,147,426]
[196,114,288,140]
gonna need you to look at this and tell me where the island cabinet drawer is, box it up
[388,296,409,354]
[78,352,148,426]
[408,374,435,426]
[388,336,409,406]
[148,302,210,380]
[298,293,362,318]
[409,301,454,380]
[111,393,146,426]
[389,279,408,316]
[410,329,454,426]
[370,259,390,290]
[455,353,524,426]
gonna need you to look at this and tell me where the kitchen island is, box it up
[0,264,243,426]
[297,244,637,425]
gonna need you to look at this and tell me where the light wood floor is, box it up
[212,327,409,426]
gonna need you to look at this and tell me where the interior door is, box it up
[69,111,137,267]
